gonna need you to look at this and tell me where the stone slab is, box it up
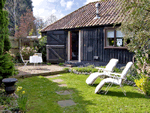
[56,90,71,95]
[58,84,67,87]
[58,100,76,107]
[52,79,63,82]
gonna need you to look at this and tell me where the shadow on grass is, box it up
[87,84,149,99]
[17,76,94,113]
[99,91,149,99]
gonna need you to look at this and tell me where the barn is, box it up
[41,0,134,66]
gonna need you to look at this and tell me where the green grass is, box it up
[16,73,150,113]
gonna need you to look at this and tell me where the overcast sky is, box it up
[32,0,98,21]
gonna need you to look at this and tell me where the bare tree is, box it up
[45,14,57,27]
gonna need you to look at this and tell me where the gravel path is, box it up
[15,65,65,76]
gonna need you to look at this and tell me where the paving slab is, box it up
[56,90,71,95]
[52,79,63,83]
[45,75,62,78]
[58,84,67,87]
[58,100,76,107]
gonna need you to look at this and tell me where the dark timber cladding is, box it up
[81,27,134,64]
[46,30,67,63]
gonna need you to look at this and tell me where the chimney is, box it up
[94,3,100,19]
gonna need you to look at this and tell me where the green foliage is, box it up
[63,67,69,72]
[134,76,150,96]
[47,63,51,65]
[58,62,64,66]
[34,34,47,62]
[91,68,99,73]
[72,67,98,74]
[144,78,150,96]
[0,1,15,83]
[118,0,150,77]
[16,86,28,112]
[87,65,95,68]
[113,67,122,73]
[0,54,15,79]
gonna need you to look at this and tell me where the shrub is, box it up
[34,35,47,62]
[20,46,37,60]
[144,78,150,96]
[59,63,64,66]
[16,86,28,112]
[92,68,99,73]
[0,0,15,85]
[0,54,15,83]
[113,67,122,73]
[87,65,95,69]
[134,75,150,96]
[63,68,69,72]
[47,63,51,65]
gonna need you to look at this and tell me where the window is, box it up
[105,28,126,49]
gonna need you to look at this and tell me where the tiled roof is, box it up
[41,0,125,32]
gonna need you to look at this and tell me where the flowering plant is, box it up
[20,46,37,60]
[16,86,28,112]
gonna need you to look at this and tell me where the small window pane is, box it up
[116,30,124,37]
[106,30,114,46]
[116,30,124,47]
[107,38,114,46]
[116,38,124,47]
[107,30,114,38]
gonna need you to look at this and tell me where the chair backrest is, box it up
[104,58,119,72]
[34,53,42,57]
[119,62,133,84]
[20,52,24,63]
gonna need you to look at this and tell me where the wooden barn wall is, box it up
[82,28,134,64]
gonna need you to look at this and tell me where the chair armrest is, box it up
[95,67,105,72]
[110,73,122,76]
[95,67,105,70]
[108,74,125,80]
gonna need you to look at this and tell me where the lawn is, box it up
[16,73,150,113]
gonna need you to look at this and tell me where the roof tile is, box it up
[41,0,123,32]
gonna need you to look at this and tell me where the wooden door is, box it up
[46,31,67,63]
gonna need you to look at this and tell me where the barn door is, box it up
[46,31,67,63]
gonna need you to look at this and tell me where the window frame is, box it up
[104,27,127,49]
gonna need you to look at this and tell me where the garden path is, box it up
[46,74,76,107]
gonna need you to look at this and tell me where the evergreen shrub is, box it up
[0,0,15,84]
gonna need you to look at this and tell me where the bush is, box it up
[59,63,64,66]
[47,63,51,65]
[0,0,15,85]
[63,68,69,72]
[113,67,122,73]
[144,78,150,96]
[20,46,37,60]
[87,65,95,68]
[71,66,98,74]
[34,35,47,62]
[92,68,99,73]
[134,75,150,96]
[0,54,15,83]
